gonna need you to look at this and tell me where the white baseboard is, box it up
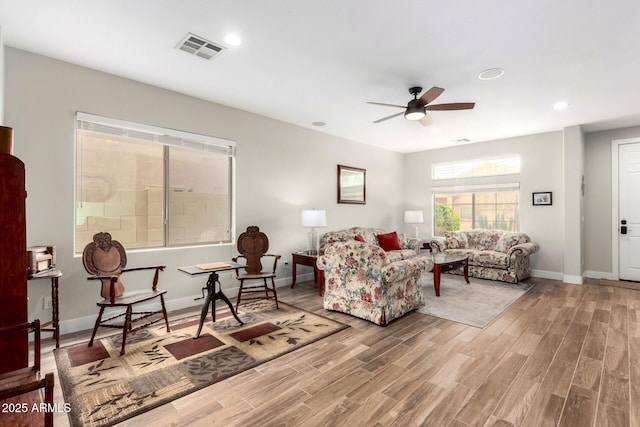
[584,270,618,280]
[58,274,311,336]
[530,269,564,280]
[562,274,584,285]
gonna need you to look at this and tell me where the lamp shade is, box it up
[301,210,327,227]
[404,210,424,224]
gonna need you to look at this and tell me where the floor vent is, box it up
[176,33,225,61]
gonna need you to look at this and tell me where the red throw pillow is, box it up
[354,234,366,242]
[376,231,402,251]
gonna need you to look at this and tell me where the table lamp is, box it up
[301,209,327,255]
[404,210,424,239]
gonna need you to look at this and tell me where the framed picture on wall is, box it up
[532,191,552,206]
[337,164,366,204]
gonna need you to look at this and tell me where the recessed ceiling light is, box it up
[554,101,569,111]
[224,33,242,47]
[312,121,326,127]
[478,68,505,80]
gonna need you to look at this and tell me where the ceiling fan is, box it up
[367,86,475,126]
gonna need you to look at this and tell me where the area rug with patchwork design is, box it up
[418,273,535,328]
[54,300,348,427]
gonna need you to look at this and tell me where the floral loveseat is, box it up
[317,240,432,325]
[430,229,540,283]
[319,227,421,261]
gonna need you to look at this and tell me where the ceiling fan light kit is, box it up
[404,104,426,121]
[368,86,475,127]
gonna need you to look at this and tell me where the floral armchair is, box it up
[317,240,432,325]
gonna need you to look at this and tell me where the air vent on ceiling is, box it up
[454,138,471,143]
[176,33,225,61]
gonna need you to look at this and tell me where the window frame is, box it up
[74,112,236,253]
[432,183,521,235]
[432,154,521,180]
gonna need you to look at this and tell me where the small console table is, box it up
[291,252,323,295]
[28,269,62,348]
[178,262,245,338]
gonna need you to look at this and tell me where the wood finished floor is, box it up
[40,276,640,427]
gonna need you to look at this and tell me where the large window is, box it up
[75,113,235,253]
[432,154,521,236]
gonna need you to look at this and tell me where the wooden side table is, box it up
[291,252,322,295]
[28,269,62,348]
[177,263,245,338]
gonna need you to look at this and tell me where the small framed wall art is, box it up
[532,191,552,206]
[337,164,366,204]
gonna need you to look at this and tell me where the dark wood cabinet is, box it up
[0,153,28,374]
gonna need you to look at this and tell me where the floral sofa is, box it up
[430,229,540,283]
[319,227,421,262]
[316,240,432,325]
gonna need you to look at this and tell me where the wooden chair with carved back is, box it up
[232,226,281,311]
[0,320,54,427]
[82,232,170,355]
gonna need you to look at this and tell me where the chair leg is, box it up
[44,373,54,427]
[271,277,279,309]
[121,306,132,355]
[235,280,244,312]
[263,278,269,299]
[89,306,105,347]
[160,294,170,332]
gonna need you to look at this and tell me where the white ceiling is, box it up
[1,0,639,153]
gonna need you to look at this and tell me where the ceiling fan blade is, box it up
[366,101,406,109]
[419,114,433,127]
[426,102,475,111]
[373,111,404,123]
[417,87,445,106]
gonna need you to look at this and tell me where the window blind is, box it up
[432,182,520,194]
[76,112,235,156]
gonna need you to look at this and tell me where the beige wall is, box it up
[4,47,405,333]
[584,125,640,277]
[404,132,566,278]
[562,125,585,283]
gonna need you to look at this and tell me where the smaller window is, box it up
[432,183,520,236]
[432,155,520,180]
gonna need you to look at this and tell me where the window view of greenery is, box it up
[432,155,521,236]
[75,125,233,253]
[433,191,519,236]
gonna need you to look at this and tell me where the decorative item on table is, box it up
[0,126,14,155]
[195,262,231,271]
[26,246,56,278]
[301,209,327,255]
[404,210,424,239]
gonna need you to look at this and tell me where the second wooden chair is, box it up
[232,226,281,310]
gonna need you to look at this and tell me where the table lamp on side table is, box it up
[404,210,424,239]
[301,209,327,255]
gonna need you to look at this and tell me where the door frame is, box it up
[611,136,640,280]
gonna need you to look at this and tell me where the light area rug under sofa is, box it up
[418,273,535,328]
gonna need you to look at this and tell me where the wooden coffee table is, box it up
[432,253,469,297]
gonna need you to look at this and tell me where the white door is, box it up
[619,142,640,281]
